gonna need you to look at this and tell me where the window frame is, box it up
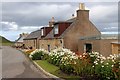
[54,25,59,34]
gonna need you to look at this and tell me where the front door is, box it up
[85,43,92,53]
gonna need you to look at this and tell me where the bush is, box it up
[29,49,48,60]
[73,53,94,76]
[48,48,76,66]
[31,51,43,60]
[28,48,120,79]
[60,56,75,74]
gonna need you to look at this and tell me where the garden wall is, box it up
[78,39,118,57]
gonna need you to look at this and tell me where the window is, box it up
[41,29,44,36]
[54,25,59,34]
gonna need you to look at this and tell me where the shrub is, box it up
[29,49,48,60]
[93,54,120,80]
[48,48,76,66]
[60,55,75,74]
[73,53,94,76]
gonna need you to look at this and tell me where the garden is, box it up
[23,48,120,80]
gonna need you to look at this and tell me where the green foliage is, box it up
[31,51,44,60]
[30,48,120,80]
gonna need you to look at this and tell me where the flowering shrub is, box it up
[72,52,120,80]
[27,47,120,79]
[47,48,78,73]
[48,48,77,66]
[29,49,49,60]
[59,54,78,74]
[73,53,94,76]
[93,53,120,80]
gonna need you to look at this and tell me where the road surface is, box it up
[2,46,50,78]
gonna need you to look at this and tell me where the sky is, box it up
[0,0,119,41]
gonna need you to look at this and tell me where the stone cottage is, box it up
[15,33,29,47]
[23,30,41,49]
[39,3,101,52]
[24,3,119,56]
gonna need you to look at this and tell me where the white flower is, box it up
[102,65,104,68]
[106,63,109,65]
[112,65,114,67]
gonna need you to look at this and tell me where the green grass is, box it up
[35,60,80,80]
[0,36,13,46]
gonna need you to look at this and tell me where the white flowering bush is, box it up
[29,49,49,60]
[72,52,120,80]
[48,48,77,66]
[92,53,120,80]
[47,48,79,73]
[27,47,120,79]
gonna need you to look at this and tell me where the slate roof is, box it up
[25,18,76,40]
[79,34,118,40]
[44,18,76,39]
[15,36,27,43]
[24,30,41,40]
[66,17,76,22]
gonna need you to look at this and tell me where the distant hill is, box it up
[0,36,13,46]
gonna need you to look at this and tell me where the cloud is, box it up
[1,2,118,41]
[1,21,42,32]
[1,0,119,2]
[1,21,18,31]
[2,3,76,26]
[87,3,118,32]
[89,4,118,23]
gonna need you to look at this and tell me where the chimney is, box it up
[49,17,55,27]
[77,3,89,20]
[79,3,85,10]
[20,33,29,37]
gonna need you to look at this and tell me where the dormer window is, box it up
[54,25,58,34]
[41,29,44,36]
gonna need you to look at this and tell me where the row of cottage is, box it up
[15,3,119,57]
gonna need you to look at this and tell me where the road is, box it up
[1,46,50,78]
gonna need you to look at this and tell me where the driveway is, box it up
[2,46,50,78]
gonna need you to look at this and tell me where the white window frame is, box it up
[54,25,59,34]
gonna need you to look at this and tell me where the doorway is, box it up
[48,45,50,52]
[85,43,92,53]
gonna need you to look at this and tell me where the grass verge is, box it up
[35,60,80,80]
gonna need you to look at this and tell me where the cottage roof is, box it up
[15,36,26,42]
[66,17,76,22]
[24,30,41,40]
[79,34,118,40]
[111,42,120,44]
[44,18,76,39]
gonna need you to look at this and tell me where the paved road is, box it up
[2,46,49,78]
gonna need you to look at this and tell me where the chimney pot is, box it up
[79,3,85,10]
[49,17,55,27]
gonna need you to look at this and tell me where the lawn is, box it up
[0,36,13,46]
[35,60,80,80]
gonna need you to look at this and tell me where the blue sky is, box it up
[1,0,119,41]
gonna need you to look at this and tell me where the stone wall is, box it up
[39,39,63,51]
[78,39,118,57]
[24,39,37,49]
[63,9,101,52]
